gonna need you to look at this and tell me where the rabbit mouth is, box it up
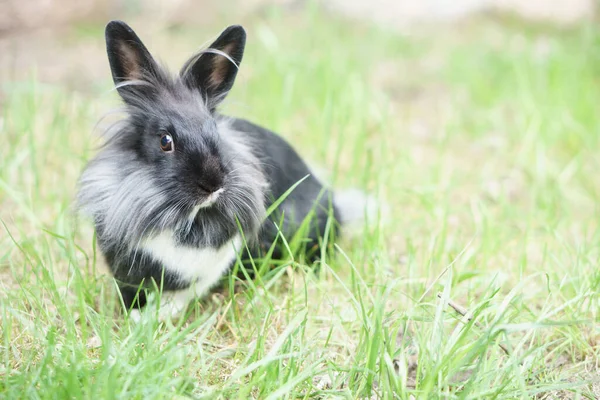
[202,187,224,207]
[188,188,225,219]
[192,188,225,212]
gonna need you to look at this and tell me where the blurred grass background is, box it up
[1,0,600,398]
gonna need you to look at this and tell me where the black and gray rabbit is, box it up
[77,21,379,320]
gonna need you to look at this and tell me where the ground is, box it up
[0,5,599,399]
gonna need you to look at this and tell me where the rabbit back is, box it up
[227,118,340,261]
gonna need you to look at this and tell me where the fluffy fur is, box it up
[77,21,372,318]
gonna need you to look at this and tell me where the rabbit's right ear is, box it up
[105,21,159,96]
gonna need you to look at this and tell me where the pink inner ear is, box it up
[118,41,143,80]
[208,43,236,89]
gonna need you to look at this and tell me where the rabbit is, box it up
[77,20,378,321]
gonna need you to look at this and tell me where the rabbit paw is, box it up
[127,289,194,323]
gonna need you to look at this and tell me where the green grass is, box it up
[1,6,600,399]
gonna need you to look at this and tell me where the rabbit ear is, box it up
[180,25,246,111]
[105,20,160,94]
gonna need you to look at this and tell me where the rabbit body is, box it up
[82,117,337,316]
[78,21,347,318]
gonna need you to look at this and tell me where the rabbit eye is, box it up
[160,134,174,152]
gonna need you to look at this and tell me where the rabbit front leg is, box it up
[129,286,195,323]
[157,287,196,321]
[129,276,224,323]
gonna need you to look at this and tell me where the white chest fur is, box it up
[132,231,243,322]
[141,231,242,297]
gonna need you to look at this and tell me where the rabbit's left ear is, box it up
[180,25,246,110]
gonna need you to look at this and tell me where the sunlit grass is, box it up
[1,7,599,399]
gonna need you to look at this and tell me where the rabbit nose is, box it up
[199,157,224,193]
[198,175,223,193]
[197,182,219,193]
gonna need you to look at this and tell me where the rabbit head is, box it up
[78,21,266,260]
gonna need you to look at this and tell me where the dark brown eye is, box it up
[160,133,174,152]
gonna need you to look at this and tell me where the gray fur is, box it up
[77,21,377,311]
